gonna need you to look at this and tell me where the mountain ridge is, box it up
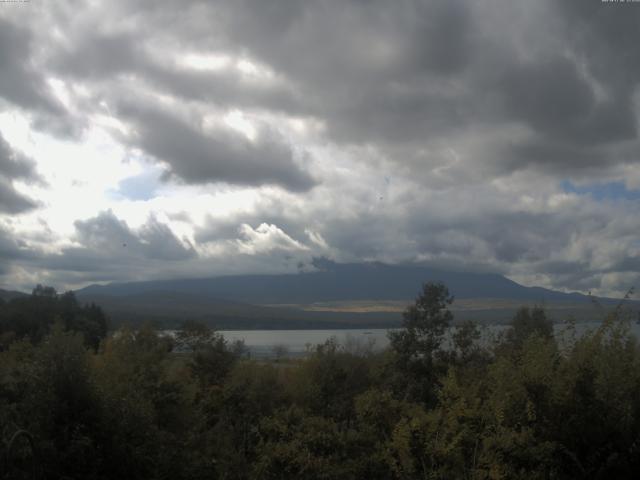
[75,261,597,304]
[47,262,634,328]
[0,288,29,301]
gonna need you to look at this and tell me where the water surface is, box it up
[217,321,640,358]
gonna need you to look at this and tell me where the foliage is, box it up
[0,285,107,349]
[504,305,554,349]
[176,319,242,388]
[0,283,639,479]
[387,282,454,404]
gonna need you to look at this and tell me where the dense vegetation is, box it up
[1,283,639,479]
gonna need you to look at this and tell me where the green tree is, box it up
[94,325,193,480]
[292,338,372,422]
[0,286,107,349]
[387,282,454,404]
[204,362,286,479]
[8,325,104,479]
[254,406,379,480]
[177,320,240,388]
[505,306,553,349]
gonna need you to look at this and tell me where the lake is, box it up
[216,321,640,358]
[221,329,391,358]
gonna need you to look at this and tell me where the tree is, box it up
[32,284,57,298]
[506,306,553,349]
[0,287,108,348]
[451,319,488,369]
[176,320,239,388]
[94,324,189,479]
[21,325,103,478]
[292,338,371,422]
[388,282,454,404]
[209,362,286,479]
[272,343,289,362]
[390,282,454,354]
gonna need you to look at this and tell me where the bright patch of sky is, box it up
[109,166,163,201]
[561,180,640,202]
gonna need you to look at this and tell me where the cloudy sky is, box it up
[1,0,639,296]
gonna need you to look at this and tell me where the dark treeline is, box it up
[0,285,107,350]
[1,283,639,479]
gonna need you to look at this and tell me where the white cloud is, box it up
[237,223,309,254]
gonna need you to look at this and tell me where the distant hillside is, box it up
[76,290,401,330]
[77,260,593,305]
[0,288,28,302]
[70,261,639,329]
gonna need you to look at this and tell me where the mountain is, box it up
[76,289,399,329]
[77,260,591,305]
[0,288,28,301]
[74,261,639,328]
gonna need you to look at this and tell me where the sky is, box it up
[0,0,639,297]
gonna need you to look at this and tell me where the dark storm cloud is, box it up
[0,224,22,263]
[6,211,197,284]
[73,211,195,261]
[485,0,640,175]
[0,135,36,180]
[6,0,640,177]
[0,182,36,215]
[147,66,302,114]
[17,0,638,179]
[52,30,300,113]
[116,101,316,191]
[212,0,478,143]
[609,256,640,275]
[412,210,582,265]
[500,57,594,138]
[166,0,635,181]
[558,0,640,80]
[0,18,60,114]
[36,0,480,148]
[219,0,474,78]
[53,32,142,79]
[2,209,198,284]
[0,220,40,279]
[0,133,40,214]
